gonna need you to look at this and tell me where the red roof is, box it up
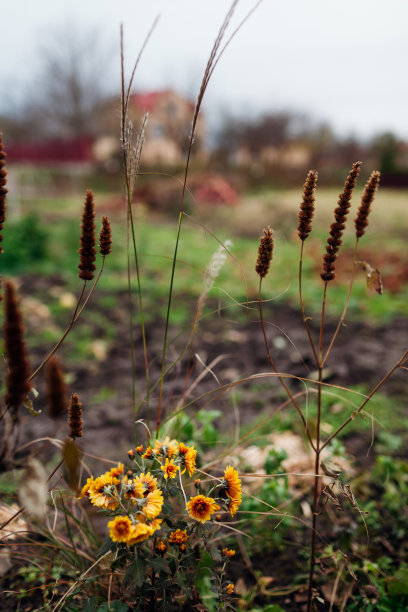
[129,91,172,112]
[129,90,195,113]
[6,137,93,164]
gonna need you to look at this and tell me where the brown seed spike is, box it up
[321,161,361,282]
[255,226,274,279]
[4,281,32,414]
[68,393,83,439]
[99,216,112,256]
[45,356,67,419]
[355,171,380,239]
[298,170,318,241]
[78,190,96,281]
[0,133,8,254]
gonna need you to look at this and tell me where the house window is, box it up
[150,122,165,139]
[166,102,177,118]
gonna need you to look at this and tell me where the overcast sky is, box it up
[2,0,408,139]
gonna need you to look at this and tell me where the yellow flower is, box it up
[154,437,178,459]
[135,445,144,455]
[222,548,236,558]
[169,529,188,545]
[186,495,220,523]
[223,466,242,517]
[178,443,197,477]
[141,489,163,519]
[161,458,179,480]
[88,473,120,510]
[228,496,241,518]
[226,583,234,594]
[142,446,153,459]
[78,476,93,499]
[109,463,125,477]
[108,515,132,543]
[134,472,158,496]
[126,522,151,545]
[127,518,162,545]
[124,479,145,501]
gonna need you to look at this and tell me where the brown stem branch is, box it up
[258,279,316,451]
[29,260,105,383]
[321,348,408,451]
[299,241,319,365]
[322,241,359,367]
[307,282,328,611]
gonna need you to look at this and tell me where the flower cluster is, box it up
[79,439,242,551]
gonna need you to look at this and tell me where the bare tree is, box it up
[31,23,115,138]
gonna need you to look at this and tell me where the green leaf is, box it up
[83,597,99,612]
[387,568,408,596]
[97,602,129,612]
[203,423,218,446]
[97,536,115,557]
[149,557,171,574]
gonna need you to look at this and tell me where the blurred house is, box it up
[95,90,207,166]
[6,136,94,165]
[232,142,312,170]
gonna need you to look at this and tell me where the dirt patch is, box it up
[12,276,408,470]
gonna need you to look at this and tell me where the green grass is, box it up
[3,187,407,326]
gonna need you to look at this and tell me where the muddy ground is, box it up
[15,276,408,469]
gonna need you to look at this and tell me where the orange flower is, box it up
[123,479,145,501]
[222,547,236,558]
[161,458,179,480]
[140,489,163,519]
[178,443,197,477]
[142,446,153,459]
[108,516,132,543]
[169,529,188,545]
[127,518,162,545]
[109,463,125,477]
[223,466,242,517]
[135,445,144,455]
[78,476,93,499]
[88,473,120,510]
[134,472,158,496]
[226,583,234,594]
[186,495,220,523]
[156,540,167,552]
[154,437,178,459]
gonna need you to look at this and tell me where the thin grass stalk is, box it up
[299,241,319,364]
[321,347,408,450]
[120,28,152,434]
[307,280,328,610]
[156,1,239,434]
[29,258,106,382]
[258,279,316,451]
[59,492,80,572]
[28,283,85,382]
[322,240,359,367]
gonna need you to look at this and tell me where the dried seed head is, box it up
[99,216,112,256]
[298,170,318,241]
[255,226,274,279]
[45,356,67,419]
[78,190,96,280]
[4,281,32,413]
[355,171,380,239]
[62,438,82,492]
[321,161,361,282]
[68,393,83,439]
[0,133,7,255]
